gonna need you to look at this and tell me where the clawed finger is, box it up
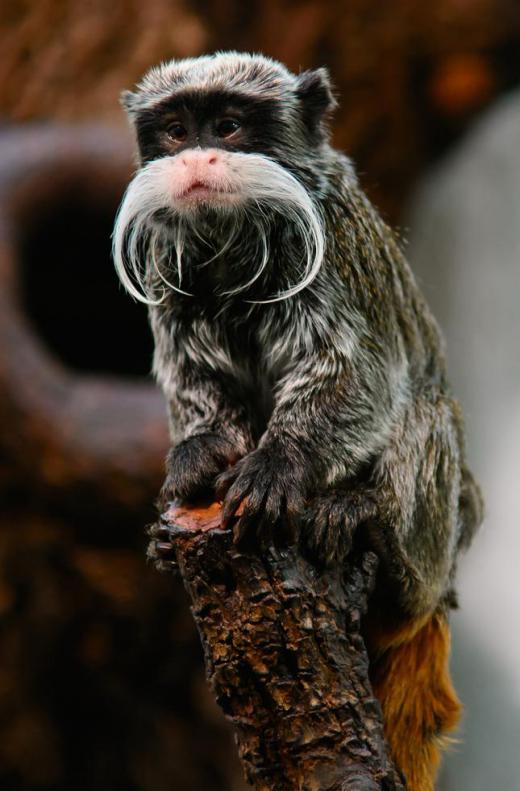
[221,476,254,527]
[215,466,239,500]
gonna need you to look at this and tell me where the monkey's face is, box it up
[133,95,281,214]
[131,99,260,214]
[113,53,336,303]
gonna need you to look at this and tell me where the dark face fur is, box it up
[113,53,337,304]
[135,91,287,166]
[125,53,336,173]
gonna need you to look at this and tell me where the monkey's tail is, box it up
[367,610,461,791]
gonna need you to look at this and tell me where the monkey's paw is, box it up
[302,488,379,567]
[216,443,310,546]
[159,433,241,507]
[147,522,179,575]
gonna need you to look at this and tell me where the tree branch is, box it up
[149,502,405,791]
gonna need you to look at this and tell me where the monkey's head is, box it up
[113,52,338,304]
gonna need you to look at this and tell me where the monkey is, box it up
[113,52,483,791]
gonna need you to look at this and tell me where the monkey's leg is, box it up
[370,395,465,616]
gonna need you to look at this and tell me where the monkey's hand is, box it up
[302,488,379,567]
[216,439,312,546]
[160,432,242,507]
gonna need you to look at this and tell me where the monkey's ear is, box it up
[120,89,139,117]
[296,68,337,130]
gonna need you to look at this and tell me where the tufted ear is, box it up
[296,68,337,131]
[120,89,139,117]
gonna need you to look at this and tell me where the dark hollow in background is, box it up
[19,178,153,378]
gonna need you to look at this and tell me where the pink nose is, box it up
[180,150,219,168]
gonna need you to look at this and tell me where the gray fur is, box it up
[115,52,482,621]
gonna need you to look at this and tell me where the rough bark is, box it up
[149,502,406,791]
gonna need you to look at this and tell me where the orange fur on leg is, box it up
[367,611,461,791]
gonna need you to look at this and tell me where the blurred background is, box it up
[1,2,519,789]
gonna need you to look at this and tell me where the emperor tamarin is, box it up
[114,52,483,791]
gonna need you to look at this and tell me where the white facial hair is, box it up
[112,151,325,305]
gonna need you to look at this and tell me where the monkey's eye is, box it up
[166,122,188,142]
[216,118,241,138]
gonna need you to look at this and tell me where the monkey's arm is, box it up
[218,333,403,541]
[151,311,255,502]
[161,368,255,503]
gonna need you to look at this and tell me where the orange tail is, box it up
[367,611,461,791]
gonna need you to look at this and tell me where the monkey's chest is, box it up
[225,333,277,435]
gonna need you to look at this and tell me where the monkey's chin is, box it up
[173,186,242,215]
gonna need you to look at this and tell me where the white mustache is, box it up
[112,151,325,305]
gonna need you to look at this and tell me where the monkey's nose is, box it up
[180,150,219,168]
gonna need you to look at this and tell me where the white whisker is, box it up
[195,215,241,269]
[151,231,193,298]
[112,151,325,305]
[220,217,270,296]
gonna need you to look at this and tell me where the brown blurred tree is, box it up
[0,3,520,790]
[1,0,520,216]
